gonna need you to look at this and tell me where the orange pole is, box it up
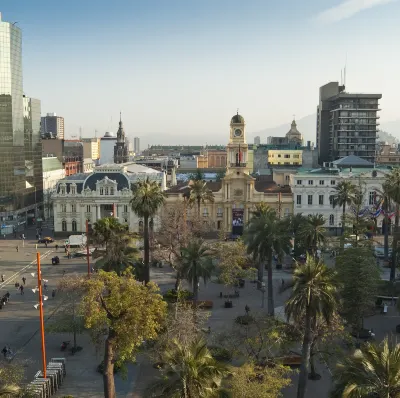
[36,252,47,378]
[86,220,90,278]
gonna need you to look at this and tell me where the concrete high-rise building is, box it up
[100,132,117,164]
[41,113,65,139]
[0,13,43,226]
[317,82,381,164]
[134,137,140,154]
[254,136,260,145]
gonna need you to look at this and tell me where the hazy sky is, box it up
[2,0,399,146]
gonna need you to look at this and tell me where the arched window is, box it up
[139,221,144,234]
[72,220,77,232]
[329,214,334,226]
[62,220,67,232]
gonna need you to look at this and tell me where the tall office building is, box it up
[254,136,261,145]
[41,112,64,139]
[317,82,381,164]
[0,13,42,225]
[134,137,140,154]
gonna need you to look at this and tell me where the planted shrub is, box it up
[163,289,194,302]
[209,346,232,362]
[235,315,254,325]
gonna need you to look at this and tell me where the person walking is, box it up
[45,241,48,248]
[51,289,56,299]
[245,304,250,315]
[22,277,26,285]
[1,275,4,282]
[43,283,48,291]
[55,244,59,251]
[16,246,19,252]
[19,285,24,295]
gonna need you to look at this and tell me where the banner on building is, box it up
[232,208,244,227]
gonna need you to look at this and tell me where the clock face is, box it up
[234,129,242,137]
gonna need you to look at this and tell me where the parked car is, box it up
[374,247,392,258]
[351,328,375,339]
[38,237,54,243]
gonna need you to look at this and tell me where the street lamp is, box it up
[86,219,90,278]
[32,252,47,378]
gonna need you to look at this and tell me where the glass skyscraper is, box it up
[0,14,42,225]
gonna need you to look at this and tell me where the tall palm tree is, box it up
[131,178,165,284]
[181,239,214,304]
[297,214,326,255]
[251,202,270,219]
[284,213,308,256]
[385,168,400,282]
[244,207,291,316]
[332,180,357,241]
[331,338,400,398]
[188,180,214,216]
[285,257,337,398]
[146,338,230,398]
[91,217,125,250]
[379,182,393,263]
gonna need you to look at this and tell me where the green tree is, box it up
[188,180,215,216]
[91,217,125,250]
[251,202,271,219]
[335,247,380,330]
[227,362,292,398]
[284,213,308,256]
[377,182,393,262]
[80,270,167,398]
[244,208,291,316]
[332,180,357,245]
[146,338,230,398]
[331,338,400,398]
[297,214,326,255]
[130,177,165,284]
[181,239,214,304]
[285,257,337,398]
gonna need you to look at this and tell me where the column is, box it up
[97,205,101,220]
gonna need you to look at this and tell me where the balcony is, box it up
[229,162,247,168]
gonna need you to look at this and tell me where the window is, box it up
[284,208,289,217]
[293,154,300,159]
[61,204,67,213]
[124,205,128,213]
[105,187,109,195]
[217,220,222,230]
[319,180,325,185]
[71,186,76,194]
[296,180,302,185]
[285,175,290,182]
[124,218,128,223]
[308,195,313,205]
[331,180,336,185]
[86,205,91,213]
[308,180,313,185]
[369,191,376,205]
[62,220,67,232]
[319,195,324,205]
[100,188,104,195]
[329,195,334,206]
[61,187,65,195]
[217,207,223,217]
[72,220,77,232]
[203,208,209,217]
[278,154,281,158]
[329,214,334,226]
[284,154,290,159]
[71,204,76,212]
[296,195,302,205]
[110,187,114,195]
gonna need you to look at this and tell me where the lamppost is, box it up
[86,219,90,278]
[31,252,47,378]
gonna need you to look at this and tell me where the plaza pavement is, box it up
[1,231,399,398]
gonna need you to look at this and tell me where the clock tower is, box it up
[226,112,249,174]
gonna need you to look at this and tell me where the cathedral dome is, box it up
[286,120,302,142]
[231,114,245,124]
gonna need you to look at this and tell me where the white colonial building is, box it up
[53,163,167,236]
[290,155,389,235]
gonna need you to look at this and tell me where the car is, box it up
[351,328,375,339]
[38,237,54,244]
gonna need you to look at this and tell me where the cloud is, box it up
[316,0,396,23]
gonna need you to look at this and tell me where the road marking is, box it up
[0,250,52,290]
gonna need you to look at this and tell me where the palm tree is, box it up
[251,202,270,219]
[181,239,214,304]
[332,180,357,242]
[331,338,400,398]
[244,207,291,316]
[379,182,393,263]
[285,213,308,256]
[188,180,214,216]
[91,217,125,250]
[131,178,165,284]
[146,338,230,398]
[285,257,337,398]
[297,214,326,256]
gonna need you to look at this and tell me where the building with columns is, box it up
[164,113,293,235]
[52,163,167,236]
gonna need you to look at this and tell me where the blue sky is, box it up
[1,0,399,146]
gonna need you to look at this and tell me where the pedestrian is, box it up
[19,285,24,295]
[55,244,59,251]
[62,270,66,276]
[43,283,48,291]
[1,275,4,282]
[1,346,7,358]
[281,278,285,287]
[14,281,19,289]
[52,289,56,299]
[245,304,250,315]
[22,277,26,285]
[16,246,19,252]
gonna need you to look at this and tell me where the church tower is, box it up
[226,112,250,174]
[114,113,129,164]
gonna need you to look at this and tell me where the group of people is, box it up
[1,345,14,359]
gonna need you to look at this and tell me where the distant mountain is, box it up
[249,114,317,144]
[250,114,400,146]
